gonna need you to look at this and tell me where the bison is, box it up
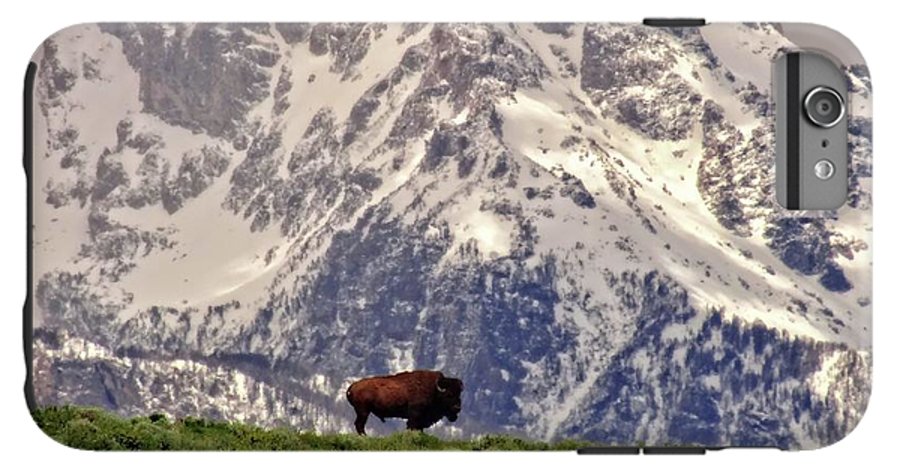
[346,370,464,435]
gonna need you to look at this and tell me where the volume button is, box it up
[642,18,707,27]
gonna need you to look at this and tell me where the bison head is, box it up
[435,375,464,422]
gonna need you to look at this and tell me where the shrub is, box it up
[32,406,590,451]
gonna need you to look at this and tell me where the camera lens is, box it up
[803,86,845,128]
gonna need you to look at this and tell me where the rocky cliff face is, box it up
[29,23,872,448]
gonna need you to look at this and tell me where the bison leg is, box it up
[405,409,424,432]
[406,419,423,431]
[354,410,369,435]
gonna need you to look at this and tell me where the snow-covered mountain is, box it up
[29,22,872,448]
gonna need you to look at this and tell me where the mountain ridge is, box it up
[30,22,872,448]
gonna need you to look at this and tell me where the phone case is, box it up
[25,22,872,451]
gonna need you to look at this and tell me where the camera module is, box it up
[803,86,845,128]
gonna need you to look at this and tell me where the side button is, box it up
[577,447,641,455]
[643,18,707,27]
[24,62,36,177]
[642,447,707,455]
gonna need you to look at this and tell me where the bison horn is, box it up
[436,380,447,393]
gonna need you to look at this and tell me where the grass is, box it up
[32,406,592,451]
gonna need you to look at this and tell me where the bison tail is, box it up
[346,383,356,403]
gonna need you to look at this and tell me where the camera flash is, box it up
[814,159,835,180]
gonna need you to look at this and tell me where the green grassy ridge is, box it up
[32,406,591,451]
